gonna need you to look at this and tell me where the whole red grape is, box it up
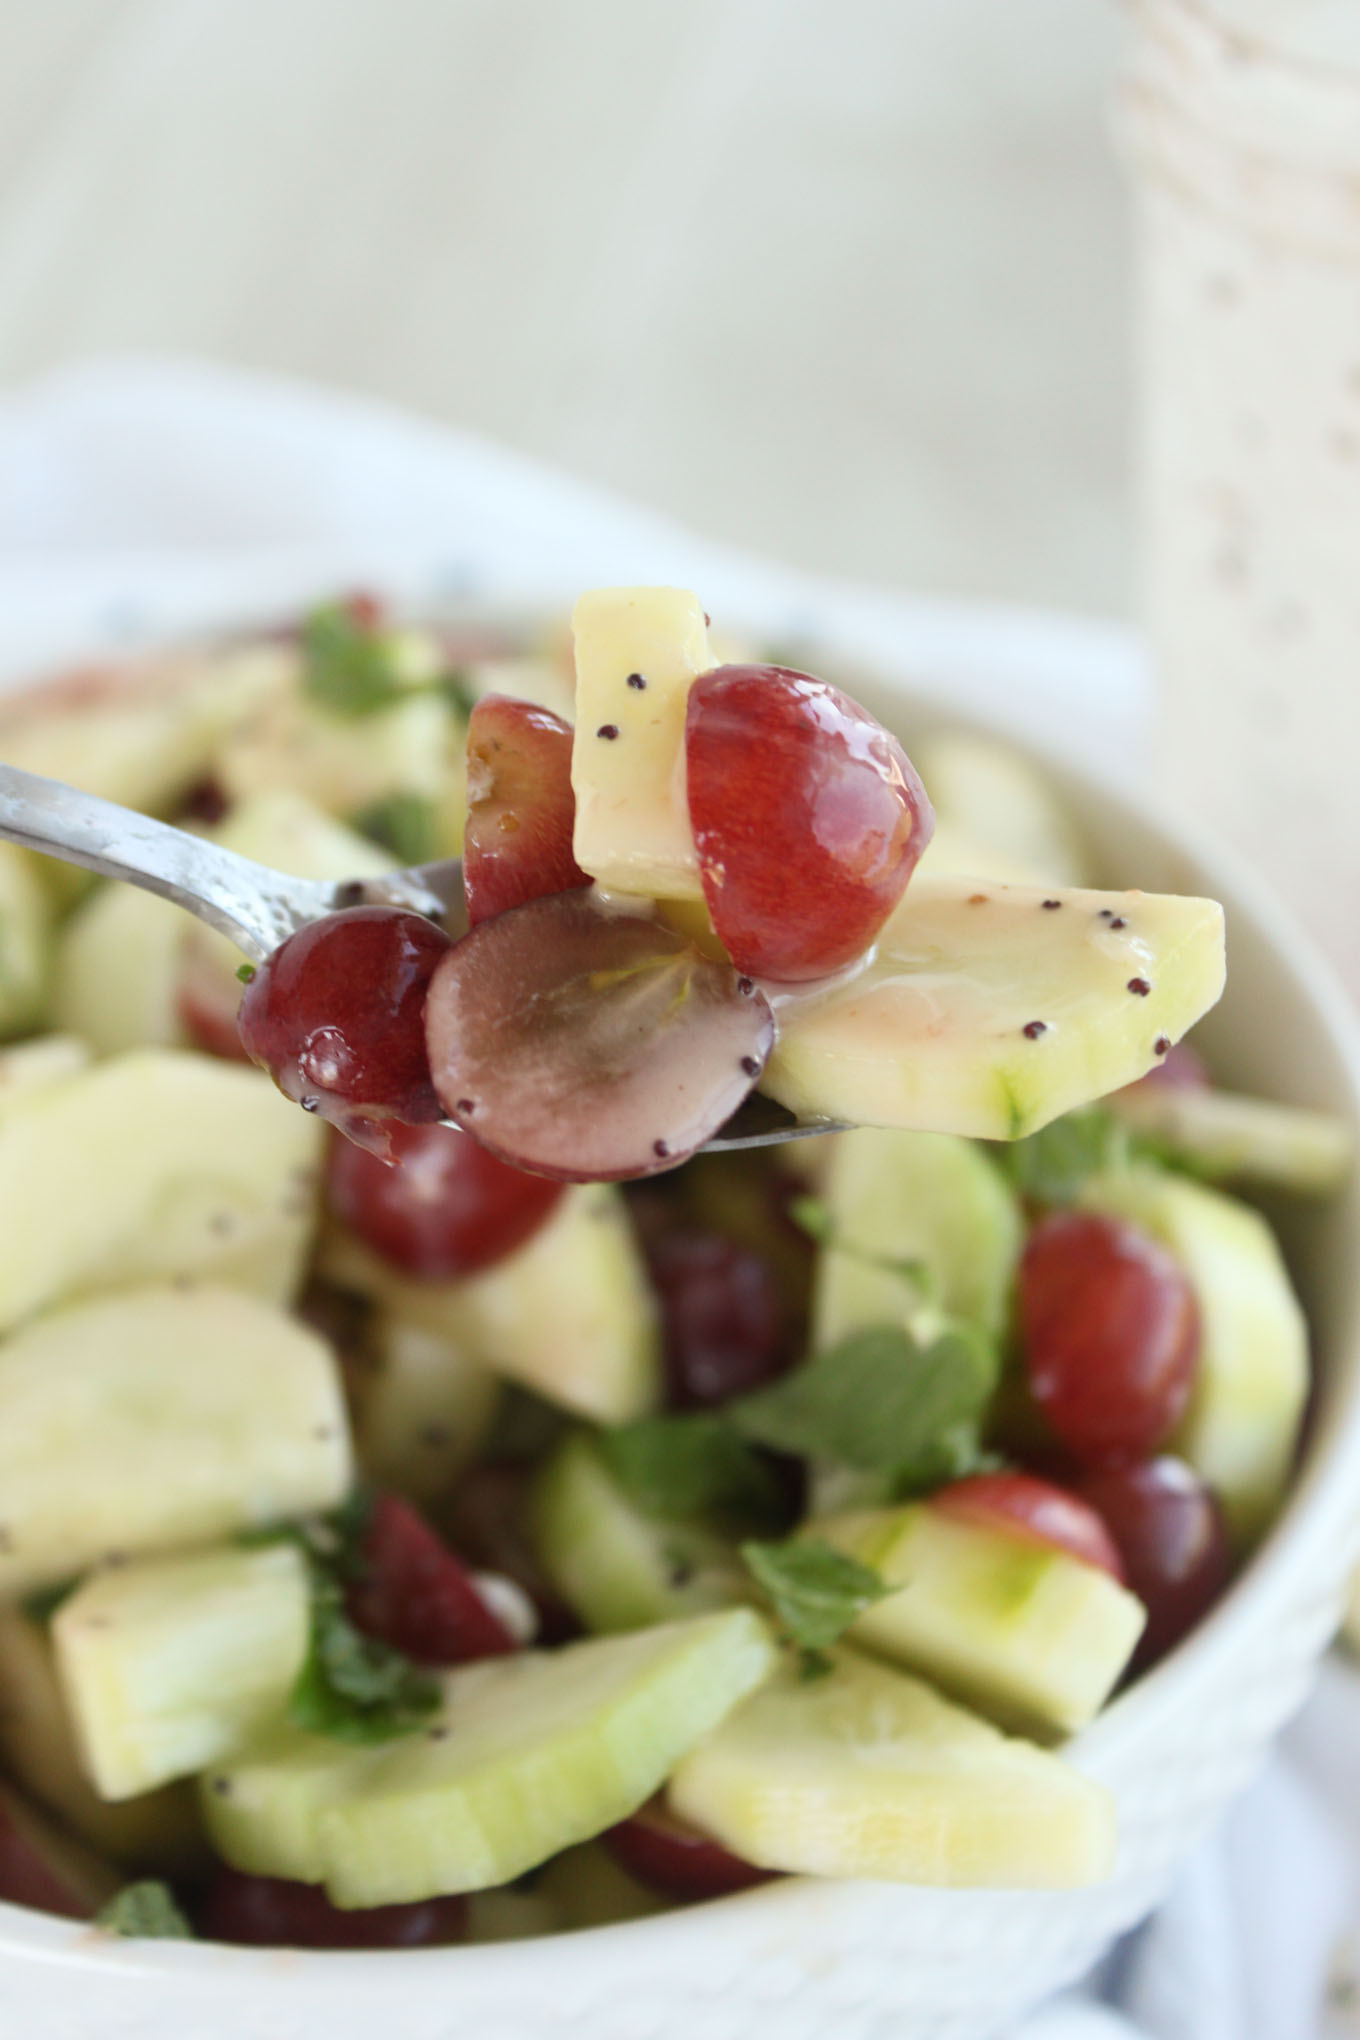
[1079,1457,1232,1670]
[931,1469,1126,1580]
[1019,1210,1199,1466]
[684,664,934,981]
[463,694,588,927]
[237,906,450,1134]
[328,1119,564,1280]
[646,1228,794,1408]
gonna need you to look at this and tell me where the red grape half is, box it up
[463,694,588,928]
[424,890,775,1181]
[1079,1457,1232,1670]
[327,1120,564,1279]
[604,1797,772,1902]
[931,1470,1126,1580]
[347,1493,519,1667]
[684,664,934,981]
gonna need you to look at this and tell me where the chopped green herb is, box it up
[350,791,441,867]
[730,1321,998,1480]
[235,963,256,985]
[96,1881,194,1940]
[288,1574,440,1745]
[601,1415,788,1532]
[740,1536,889,1652]
[302,602,411,717]
[433,669,476,720]
[21,1578,77,1624]
[1002,1107,1128,1207]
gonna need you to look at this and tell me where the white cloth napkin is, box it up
[0,355,1351,2040]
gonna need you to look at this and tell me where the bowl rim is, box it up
[3,602,1360,1981]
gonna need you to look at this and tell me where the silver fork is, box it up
[0,763,840,1154]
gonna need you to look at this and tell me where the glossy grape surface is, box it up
[1019,1210,1200,1466]
[328,1119,564,1280]
[463,693,587,927]
[932,1469,1126,1580]
[347,1493,519,1666]
[1080,1456,1232,1670]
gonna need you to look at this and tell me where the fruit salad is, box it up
[0,589,1344,1951]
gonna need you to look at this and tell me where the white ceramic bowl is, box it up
[3,642,1360,2040]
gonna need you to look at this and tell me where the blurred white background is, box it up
[0,1,1127,614]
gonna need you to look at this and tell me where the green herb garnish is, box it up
[1002,1107,1127,1207]
[601,1415,788,1532]
[740,1537,889,1657]
[730,1321,998,1481]
[21,1578,77,1624]
[350,791,441,867]
[287,1573,440,1745]
[95,1881,194,1940]
[301,601,474,723]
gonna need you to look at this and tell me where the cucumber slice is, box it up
[53,1544,311,1801]
[0,1613,204,1874]
[669,1649,1117,1888]
[813,1128,1023,1349]
[815,1503,1145,1734]
[0,1035,90,1112]
[1111,1083,1352,1197]
[569,587,712,901]
[912,731,1091,888]
[0,1284,350,1597]
[0,1047,323,1329]
[1081,1166,1309,1545]
[218,684,462,829]
[53,885,185,1054]
[321,1184,661,1424]
[762,878,1226,1142]
[203,1608,778,1906]
[531,1433,748,1635]
[355,1314,502,1505]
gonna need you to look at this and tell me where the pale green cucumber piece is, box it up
[762,878,1226,1142]
[0,1778,121,1916]
[1110,1083,1352,1197]
[912,731,1091,888]
[813,1128,1023,1349]
[355,1314,502,1505]
[0,1284,350,1597]
[0,1047,323,1329]
[0,1035,90,1111]
[531,1433,748,1635]
[218,682,462,830]
[569,588,711,901]
[321,1183,662,1424]
[53,1544,311,1801]
[0,1613,205,1875]
[1081,1166,1309,1545]
[53,884,186,1054]
[816,1503,1145,1735]
[669,1648,1116,1888]
[0,845,52,1039]
[206,1609,778,1906]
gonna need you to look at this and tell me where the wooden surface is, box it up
[0,1,1128,612]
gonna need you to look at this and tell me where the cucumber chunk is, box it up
[1111,1083,1352,1197]
[0,1047,323,1329]
[322,1184,661,1424]
[815,1503,1145,1734]
[813,1128,1023,1350]
[912,731,1091,888]
[53,1544,311,1801]
[218,678,462,830]
[0,1035,90,1112]
[0,1613,204,1874]
[569,587,712,901]
[1081,1166,1309,1544]
[762,878,1226,1142]
[0,844,52,1039]
[354,1315,502,1505]
[669,1649,1116,1888]
[203,1608,777,1906]
[531,1432,748,1635]
[0,1284,350,1597]
[53,885,185,1054]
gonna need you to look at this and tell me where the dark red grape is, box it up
[444,1464,579,1645]
[327,1120,564,1280]
[1019,1211,1199,1466]
[0,1784,96,1919]
[347,1493,518,1667]
[603,1797,772,1902]
[237,907,450,1140]
[1128,1039,1211,1092]
[684,664,934,981]
[464,694,588,928]
[199,1867,466,1949]
[931,1470,1126,1580]
[424,890,774,1181]
[1079,1457,1232,1670]
[646,1228,794,1408]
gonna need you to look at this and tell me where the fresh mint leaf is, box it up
[433,669,476,720]
[730,1321,998,1476]
[601,1416,789,1532]
[21,1578,77,1624]
[96,1881,193,1939]
[740,1537,889,1651]
[288,1574,440,1745]
[787,1195,931,1295]
[350,791,440,868]
[302,602,410,717]
[1002,1107,1127,1207]
[788,1194,834,1244]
